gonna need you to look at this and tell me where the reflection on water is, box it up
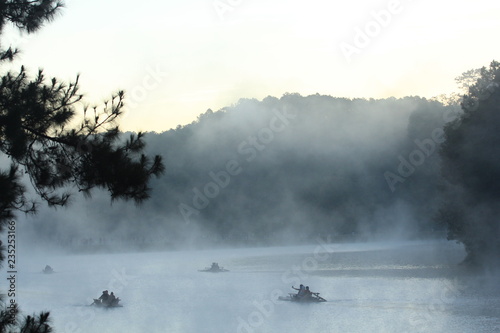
[231,240,467,277]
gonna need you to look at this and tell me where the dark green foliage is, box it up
[0,0,63,63]
[0,165,31,221]
[0,305,52,333]
[440,60,500,266]
[18,312,52,333]
[0,69,164,211]
[0,302,18,332]
[0,1,164,331]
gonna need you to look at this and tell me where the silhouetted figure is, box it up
[292,284,305,298]
[43,265,53,274]
[108,292,117,305]
[98,290,109,305]
[303,286,312,298]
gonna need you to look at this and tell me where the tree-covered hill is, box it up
[24,93,461,248]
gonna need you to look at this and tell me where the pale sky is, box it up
[3,0,500,132]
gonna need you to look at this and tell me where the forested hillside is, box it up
[22,93,460,249]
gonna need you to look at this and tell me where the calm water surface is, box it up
[13,240,500,332]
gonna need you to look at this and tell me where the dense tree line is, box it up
[439,61,500,267]
[151,94,457,243]
[27,94,461,250]
[16,57,498,269]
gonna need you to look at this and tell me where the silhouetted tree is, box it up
[440,60,500,267]
[0,1,164,331]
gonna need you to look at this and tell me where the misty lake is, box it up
[13,240,500,332]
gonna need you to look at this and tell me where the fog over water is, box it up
[3,93,500,332]
[2,0,500,331]
[12,240,500,333]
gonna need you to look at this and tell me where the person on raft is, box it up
[292,284,306,297]
[98,290,110,304]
